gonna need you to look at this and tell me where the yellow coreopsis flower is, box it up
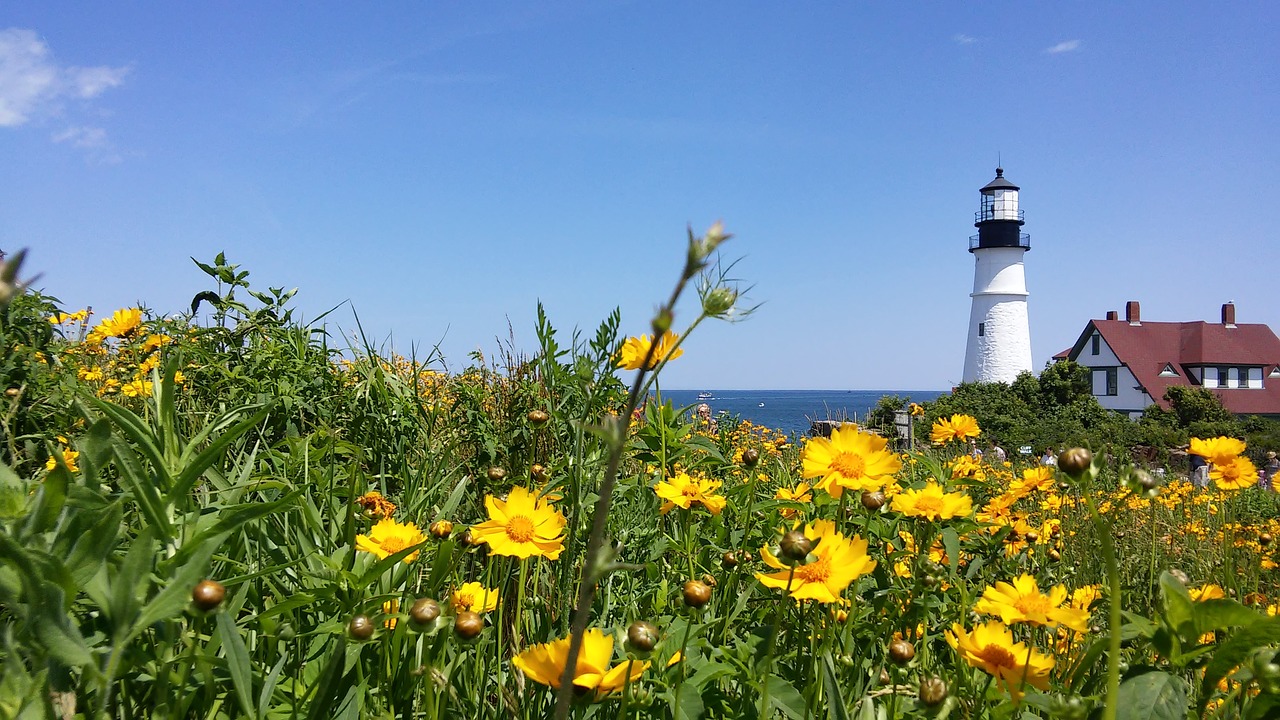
[800,424,902,499]
[774,482,812,519]
[615,330,683,370]
[45,449,80,473]
[1211,456,1258,492]
[974,574,1090,632]
[95,308,143,339]
[452,582,500,614]
[653,471,727,515]
[946,620,1053,703]
[121,378,153,398]
[470,486,567,560]
[355,518,427,562]
[891,480,973,521]
[1189,584,1226,602]
[1009,466,1056,496]
[909,402,925,417]
[142,333,172,352]
[1189,436,1247,467]
[930,414,981,445]
[511,628,649,699]
[755,519,877,604]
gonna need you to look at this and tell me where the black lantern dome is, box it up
[970,167,1031,252]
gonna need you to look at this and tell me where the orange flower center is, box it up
[380,536,408,554]
[795,556,832,583]
[681,484,702,498]
[506,515,536,543]
[1013,594,1053,617]
[455,593,475,610]
[976,643,1017,669]
[832,452,866,478]
[911,496,943,515]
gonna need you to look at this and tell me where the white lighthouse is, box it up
[961,168,1033,384]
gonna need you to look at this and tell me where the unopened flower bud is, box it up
[682,580,712,608]
[626,620,660,654]
[1058,448,1093,477]
[721,550,739,569]
[861,490,886,511]
[779,531,813,564]
[527,409,550,425]
[454,611,484,639]
[192,579,225,612]
[702,286,738,317]
[741,448,760,468]
[889,639,915,664]
[349,614,375,641]
[487,466,507,482]
[918,676,948,706]
[429,520,453,539]
[409,598,441,628]
[530,463,549,483]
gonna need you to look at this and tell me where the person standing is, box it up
[991,442,1007,464]
[1189,452,1210,489]
[1264,451,1280,490]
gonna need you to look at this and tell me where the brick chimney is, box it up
[1222,302,1237,328]
[1105,310,1118,320]
[1126,301,1141,326]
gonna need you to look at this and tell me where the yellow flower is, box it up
[909,402,924,417]
[121,378,153,398]
[355,518,427,562]
[774,482,812,519]
[1009,466,1056,496]
[1189,436,1247,466]
[615,330,683,370]
[974,574,1090,632]
[45,449,80,473]
[77,367,104,382]
[452,582,500,614]
[1211,456,1258,492]
[95,308,143,339]
[470,486,567,560]
[930,414,981,445]
[800,424,902,499]
[142,333,172,352]
[1189,584,1226,602]
[891,480,973,521]
[383,599,400,629]
[755,519,877,603]
[654,471,727,515]
[511,628,649,698]
[946,620,1053,703]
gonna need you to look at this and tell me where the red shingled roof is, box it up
[1063,320,1280,414]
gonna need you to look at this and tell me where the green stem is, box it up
[760,568,797,718]
[1082,489,1121,720]
[672,614,697,717]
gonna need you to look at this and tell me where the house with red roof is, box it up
[1054,301,1280,418]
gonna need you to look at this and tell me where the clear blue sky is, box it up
[3,3,1277,390]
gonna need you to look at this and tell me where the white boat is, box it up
[697,392,713,400]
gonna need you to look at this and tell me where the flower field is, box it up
[4,237,1280,719]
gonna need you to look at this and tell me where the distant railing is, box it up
[975,208,1025,223]
[969,233,1031,250]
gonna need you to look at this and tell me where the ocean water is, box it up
[659,389,946,437]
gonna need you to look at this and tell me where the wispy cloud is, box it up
[0,27,129,157]
[953,34,978,45]
[1045,39,1081,55]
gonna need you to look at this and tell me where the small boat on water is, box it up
[697,392,713,400]
[758,402,765,407]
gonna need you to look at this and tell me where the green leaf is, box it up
[216,610,257,719]
[130,532,224,642]
[940,527,960,576]
[766,674,807,720]
[90,397,173,490]
[0,462,26,520]
[22,459,68,536]
[109,436,173,539]
[1192,599,1265,636]
[62,500,123,587]
[1201,617,1280,710]
[171,404,272,501]
[166,492,299,572]
[1159,571,1196,642]
[1114,671,1187,720]
[670,685,704,720]
[822,652,852,720]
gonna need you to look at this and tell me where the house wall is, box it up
[1071,331,1152,413]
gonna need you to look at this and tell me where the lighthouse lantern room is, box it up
[961,168,1034,384]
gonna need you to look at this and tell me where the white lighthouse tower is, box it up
[961,167,1033,384]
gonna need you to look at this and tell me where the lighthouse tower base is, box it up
[962,297,1032,384]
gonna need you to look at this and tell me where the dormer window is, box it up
[1159,364,1178,378]
[1271,366,1280,379]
